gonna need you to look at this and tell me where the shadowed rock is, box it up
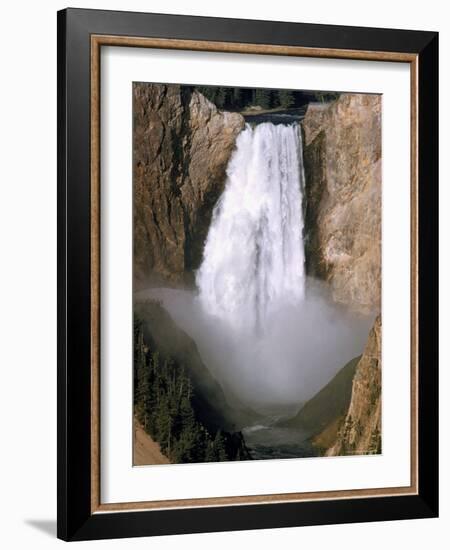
[133,83,245,288]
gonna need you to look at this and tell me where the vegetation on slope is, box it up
[134,301,252,463]
[194,85,340,112]
[283,356,361,436]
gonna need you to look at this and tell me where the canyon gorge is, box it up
[133,83,382,461]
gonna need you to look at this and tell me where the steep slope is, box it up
[326,315,382,456]
[134,299,248,433]
[133,421,170,466]
[134,300,253,463]
[283,356,360,436]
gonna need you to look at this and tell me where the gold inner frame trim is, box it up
[90,34,419,514]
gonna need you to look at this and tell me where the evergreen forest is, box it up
[193,85,340,111]
[134,314,251,463]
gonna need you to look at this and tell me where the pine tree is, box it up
[134,322,150,429]
[279,89,295,109]
[133,308,250,464]
[213,87,226,109]
[155,393,172,453]
[232,87,243,109]
[213,430,228,462]
[254,88,271,109]
[204,433,216,462]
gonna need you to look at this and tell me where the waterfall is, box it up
[138,121,372,410]
[196,122,306,335]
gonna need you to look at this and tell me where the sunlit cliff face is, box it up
[135,122,373,415]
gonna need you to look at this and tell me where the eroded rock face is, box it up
[302,94,382,313]
[133,84,245,287]
[327,315,381,456]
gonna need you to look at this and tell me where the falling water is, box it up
[137,119,373,430]
[196,122,306,335]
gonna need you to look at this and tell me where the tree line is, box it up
[194,85,340,111]
[134,316,250,463]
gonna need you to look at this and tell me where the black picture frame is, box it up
[57,7,438,541]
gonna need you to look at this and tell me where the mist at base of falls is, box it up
[135,283,373,416]
[135,120,374,422]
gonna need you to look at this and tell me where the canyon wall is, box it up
[327,315,382,456]
[302,94,382,314]
[301,94,382,455]
[133,87,383,456]
[134,87,382,312]
[133,83,245,287]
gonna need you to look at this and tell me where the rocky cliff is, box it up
[133,83,245,287]
[326,315,381,456]
[133,86,383,457]
[301,94,382,454]
[302,94,382,313]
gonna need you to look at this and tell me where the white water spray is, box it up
[196,122,306,335]
[138,122,372,411]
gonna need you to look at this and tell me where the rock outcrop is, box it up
[302,94,382,313]
[326,315,382,456]
[133,83,245,287]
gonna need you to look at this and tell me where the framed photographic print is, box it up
[57,8,438,541]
